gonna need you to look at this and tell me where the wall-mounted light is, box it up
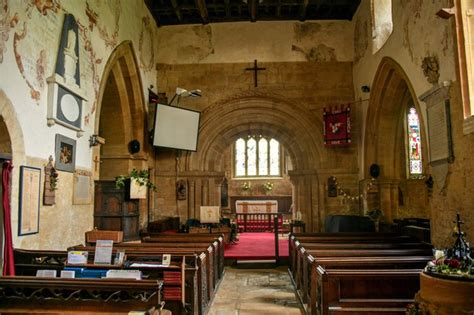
[169,87,202,106]
[89,134,105,147]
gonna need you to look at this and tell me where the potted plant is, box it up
[115,169,156,199]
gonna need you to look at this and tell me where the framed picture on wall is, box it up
[18,166,41,236]
[55,134,76,172]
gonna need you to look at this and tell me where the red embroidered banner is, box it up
[323,105,351,146]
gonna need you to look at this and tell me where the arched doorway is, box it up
[0,89,26,274]
[364,57,429,222]
[0,116,12,270]
[93,41,149,240]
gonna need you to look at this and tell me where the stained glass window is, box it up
[234,136,281,177]
[407,106,422,176]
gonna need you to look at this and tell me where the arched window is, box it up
[234,136,281,177]
[407,106,422,177]
[371,0,393,53]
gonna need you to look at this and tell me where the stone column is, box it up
[289,169,320,232]
[378,179,400,223]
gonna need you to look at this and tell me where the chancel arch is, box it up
[364,57,429,223]
[176,94,327,231]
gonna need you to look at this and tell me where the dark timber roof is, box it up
[145,0,361,26]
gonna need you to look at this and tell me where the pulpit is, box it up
[94,180,140,241]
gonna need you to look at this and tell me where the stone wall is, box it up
[153,61,358,231]
[352,0,473,246]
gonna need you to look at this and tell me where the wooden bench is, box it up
[142,234,225,281]
[14,248,202,315]
[305,256,430,314]
[0,276,163,314]
[70,244,215,315]
[315,268,421,315]
[288,233,416,273]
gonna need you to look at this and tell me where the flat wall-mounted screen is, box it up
[152,103,201,151]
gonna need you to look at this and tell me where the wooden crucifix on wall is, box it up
[245,59,266,87]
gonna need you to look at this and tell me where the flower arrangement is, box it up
[263,181,274,192]
[424,213,473,279]
[240,182,251,191]
[425,249,473,278]
[115,168,156,191]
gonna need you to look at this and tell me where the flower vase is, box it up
[265,190,272,196]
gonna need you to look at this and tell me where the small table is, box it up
[290,221,306,233]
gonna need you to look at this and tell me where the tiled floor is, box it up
[208,266,303,315]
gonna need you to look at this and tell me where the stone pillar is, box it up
[289,169,320,232]
[181,171,225,221]
[378,179,399,223]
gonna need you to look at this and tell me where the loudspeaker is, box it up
[128,140,140,154]
[369,164,380,179]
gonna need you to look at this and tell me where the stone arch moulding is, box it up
[364,57,429,222]
[94,41,146,149]
[94,41,148,177]
[365,57,428,178]
[0,89,27,239]
[181,93,326,231]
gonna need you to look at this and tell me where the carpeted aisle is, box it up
[224,232,289,260]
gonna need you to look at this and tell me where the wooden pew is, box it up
[289,233,417,273]
[294,242,431,292]
[141,233,225,278]
[0,276,162,314]
[315,268,422,315]
[74,240,222,295]
[305,256,430,314]
[15,248,205,315]
[69,245,214,315]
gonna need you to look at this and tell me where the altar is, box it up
[236,200,278,213]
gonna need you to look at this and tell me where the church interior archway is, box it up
[170,95,326,231]
[93,41,149,238]
[95,41,147,180]
[364,57,429,223]
[0,116,12,269]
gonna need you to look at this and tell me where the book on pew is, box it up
[106,269,142,280]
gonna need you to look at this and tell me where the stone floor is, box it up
[208,266,303,315]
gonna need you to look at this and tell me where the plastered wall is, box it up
[0,0,158,249]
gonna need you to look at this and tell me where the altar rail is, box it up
[237,213,283,232]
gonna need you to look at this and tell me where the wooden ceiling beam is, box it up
[299,0,309,21]
[170,0,183,22]
[195,0,209,24]
[248,0,257,22]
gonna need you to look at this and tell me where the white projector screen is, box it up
[152,103,201,151]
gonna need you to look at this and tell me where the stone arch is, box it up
[364,57,429,221]
[0,90,26,251]
[181,93,325,230]
[187,95,323,172]
[94,41,147,179]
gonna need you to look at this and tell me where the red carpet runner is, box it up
[224,232,289,260]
